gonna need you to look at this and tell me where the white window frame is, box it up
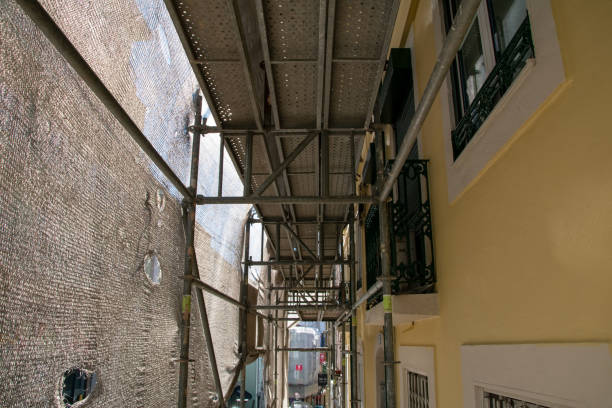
[460,343,612,408]
[434,0,566,202]
[398,346,437,408]
[474,385,569,408]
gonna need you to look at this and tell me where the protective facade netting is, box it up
[0,0,267,406]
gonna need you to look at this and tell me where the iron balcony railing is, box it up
[452,16,535,159]
[365,159,435,309]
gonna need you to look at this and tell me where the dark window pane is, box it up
[489,0,527,55]
[460,20,486,105]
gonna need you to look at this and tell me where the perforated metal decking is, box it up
[164,0,400,324]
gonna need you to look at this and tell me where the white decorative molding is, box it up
[435,0,566,202]
[399,346,437,408]
[365,293,439,325]
[461,343,612,408]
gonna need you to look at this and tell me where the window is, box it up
[442,0,534,159]
[399,347,437,408]
[407,371,429,408]
[439,0,565,202]
[461,344,612,407]
[480,389,550,408]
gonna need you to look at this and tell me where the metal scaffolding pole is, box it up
[330,323,336,407]
[349,216,358,408]
[247,259,351,266]
[15,0,193,200]
[190,126,368,135]
[240,216,251,408]
[274,294,279,407]
[270,286,343,291]
[177,94,202,407]
[266,265,272,406]
[341,321,346,408]
[252,218,348,225]
[276,347,331,352]
[191,254,226,407]
[224,354,247,405]
[253,305,347,312]
[196,195,375,205]
[334,280,383,328]
[253,131,318,196]
[375,128,396,408]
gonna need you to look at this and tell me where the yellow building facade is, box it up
[352,0,612,406]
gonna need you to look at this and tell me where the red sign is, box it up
[319,353,326,363]
[295,364,303,371]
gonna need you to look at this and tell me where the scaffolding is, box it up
[13,0,482,406]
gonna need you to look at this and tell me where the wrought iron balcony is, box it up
[452,16,535,159]
[365,159,435,309]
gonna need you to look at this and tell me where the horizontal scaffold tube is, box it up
[250,218,348,225]
[246,259,351,266]
[269,286,343,291]
[252,305,348,312]
[274,317,339,322]
[190,126,369,135]
[196,195,375,205]
[276,348,331,352]
[187,276,245,310]
[335,280,383,328]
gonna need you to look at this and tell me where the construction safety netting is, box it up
[0,1,286,406]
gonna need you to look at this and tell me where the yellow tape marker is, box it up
[182,295,192,313]
[383,295,392,313]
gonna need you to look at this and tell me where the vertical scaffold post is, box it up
[218,133,224,197]
[349,214,357,408]
[331,323,336,407]
[375,127,397,408]
[178,93,202,408]
[240,217,250,408]
[341,321,346,408]
[340,231,346,408]
[266,264,272,405]
[274,293,279,407]
[240,131,253,408]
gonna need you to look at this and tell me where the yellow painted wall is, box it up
[359,0,612,406]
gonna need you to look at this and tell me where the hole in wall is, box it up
[58,368,97,407]
[143,251,162,284]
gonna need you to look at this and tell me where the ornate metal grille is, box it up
[483,391,550,408]
[408,371,429,408]
[389,160,435,295]
[366,159,435,309]
[452,16,535,158]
